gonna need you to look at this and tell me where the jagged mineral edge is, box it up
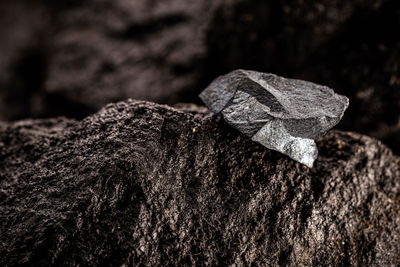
[199,69,349,168]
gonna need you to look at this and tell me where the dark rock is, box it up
[200,70,349,167]
[0,0,399,156]
[1,100,399,266]
[204,0,400,154]
[42,0,222,117]
[0,0,222,120]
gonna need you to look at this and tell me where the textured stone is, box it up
[200,70,349,167]
[205,0,400,155]
[0,100,399,266]
[0,0,399,157]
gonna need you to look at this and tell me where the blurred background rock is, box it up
[0,0,399,154]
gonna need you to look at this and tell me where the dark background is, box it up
[0,0,399,154]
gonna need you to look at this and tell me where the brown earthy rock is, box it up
[0,0,399,155]
[1,100,399,266]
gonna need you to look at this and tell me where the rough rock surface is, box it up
[1,100,399,266]
[205,0,400,154]
[0,0,399,157]
[200,70,349,167]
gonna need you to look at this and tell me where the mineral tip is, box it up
[199,70,349,168]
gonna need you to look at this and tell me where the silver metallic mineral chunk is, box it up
[199,70,349,168]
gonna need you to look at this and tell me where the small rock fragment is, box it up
[199,70,349,167]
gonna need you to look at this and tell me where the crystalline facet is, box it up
[199,70,349,168]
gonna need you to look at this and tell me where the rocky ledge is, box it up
[0,100,399,266]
